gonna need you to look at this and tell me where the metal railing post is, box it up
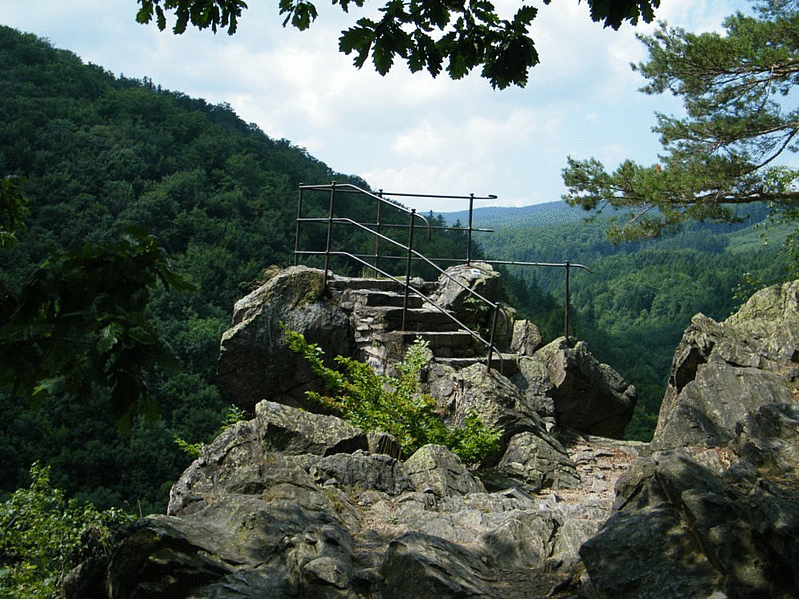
[467,193,474,265]
[294,185,303,266]
[374,190,383,276]
[564,261,570,346]
[323,182,336,287]
[402,208,416,330]
[487,305,498,370]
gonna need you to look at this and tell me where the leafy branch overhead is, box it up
[562,0,799,241]
[135,0,660,88]
[0,226,195,428]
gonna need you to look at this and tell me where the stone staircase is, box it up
[326,275,493,372]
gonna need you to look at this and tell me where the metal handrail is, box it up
[294,182,590,368]
[295,213,509,368]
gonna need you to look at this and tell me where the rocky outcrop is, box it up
[217,266,355,411]
[579,280,799,599]
[653,280,799,450]
[514,339,637,438]
[72,395,639,599]
[219,265,637,440]
[65,273,799,599]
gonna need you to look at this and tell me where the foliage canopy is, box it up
[0,227,194,428]
[135,0,660,89]
[562,0,799,241]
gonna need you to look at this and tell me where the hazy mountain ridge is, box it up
[440,200,584,230]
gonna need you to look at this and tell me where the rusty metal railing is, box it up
[294,182,589,363]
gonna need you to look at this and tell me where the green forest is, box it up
[0,25,479,515]
[0,23,795,520]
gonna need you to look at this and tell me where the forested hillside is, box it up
[0,26,468,512]
[1,22,794,517]
[474,208,795,439]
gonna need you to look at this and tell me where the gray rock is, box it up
[380,532,491,599]
[427,361,548,462]
[310,451,415,496]
[167,403,367,516]
[404,444,486,497]
[510,319,544,356]
[255,400,368,456]
[430,262,515,350]
[654,280,799,451]
[495,431,580,492]
[217,266,354,410]
[584,451,799,599]
[513,338,637,439]
[69,273,799,599]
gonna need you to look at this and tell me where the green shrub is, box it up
[0,463,135,599]
[286,330,500,463]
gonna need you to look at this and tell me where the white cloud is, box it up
[0,0,742,211]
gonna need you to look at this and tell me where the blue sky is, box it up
[1,0,745,212]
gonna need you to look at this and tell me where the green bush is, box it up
[0,463,135,598]
[286,330,500,463]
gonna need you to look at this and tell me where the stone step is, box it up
[381,307,460,331]
[385,330,477,358]
[363,291,424,309]
[327,276,436,294]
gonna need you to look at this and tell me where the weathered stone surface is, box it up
[217,266,354,410]
[654,279,799,451]
[404,444,486,497]
[255,400,368,456]
[496,431,580,492]
[431,262,505,315]
[69,272,799,599]
[380,532,492,599]
[430,262,515,350]
[584,450,799,599]
[426,362,549,452]
[167,402,367,517]
[510,319,544,356]
[309,451,415,496]
[543,338,637,438]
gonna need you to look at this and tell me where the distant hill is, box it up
[440,200,584,230]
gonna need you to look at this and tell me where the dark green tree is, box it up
[0,176,29,251]
[134,0,660,89]
[562,0,799,241]
[0,227,194,427]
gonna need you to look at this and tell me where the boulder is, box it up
[582,450,799,599]
[404,444,486,497]
[217,266,354,410]
[167,401,368,516]
[577,280,799,599]
[514,338,637,439]
[510,319,544,356]
[255,400,368,456]
[495,431,580,492]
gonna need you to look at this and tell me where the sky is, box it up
[0,0,747,213]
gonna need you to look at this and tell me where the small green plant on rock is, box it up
[285,330,500,463]
[173,404,247,458]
